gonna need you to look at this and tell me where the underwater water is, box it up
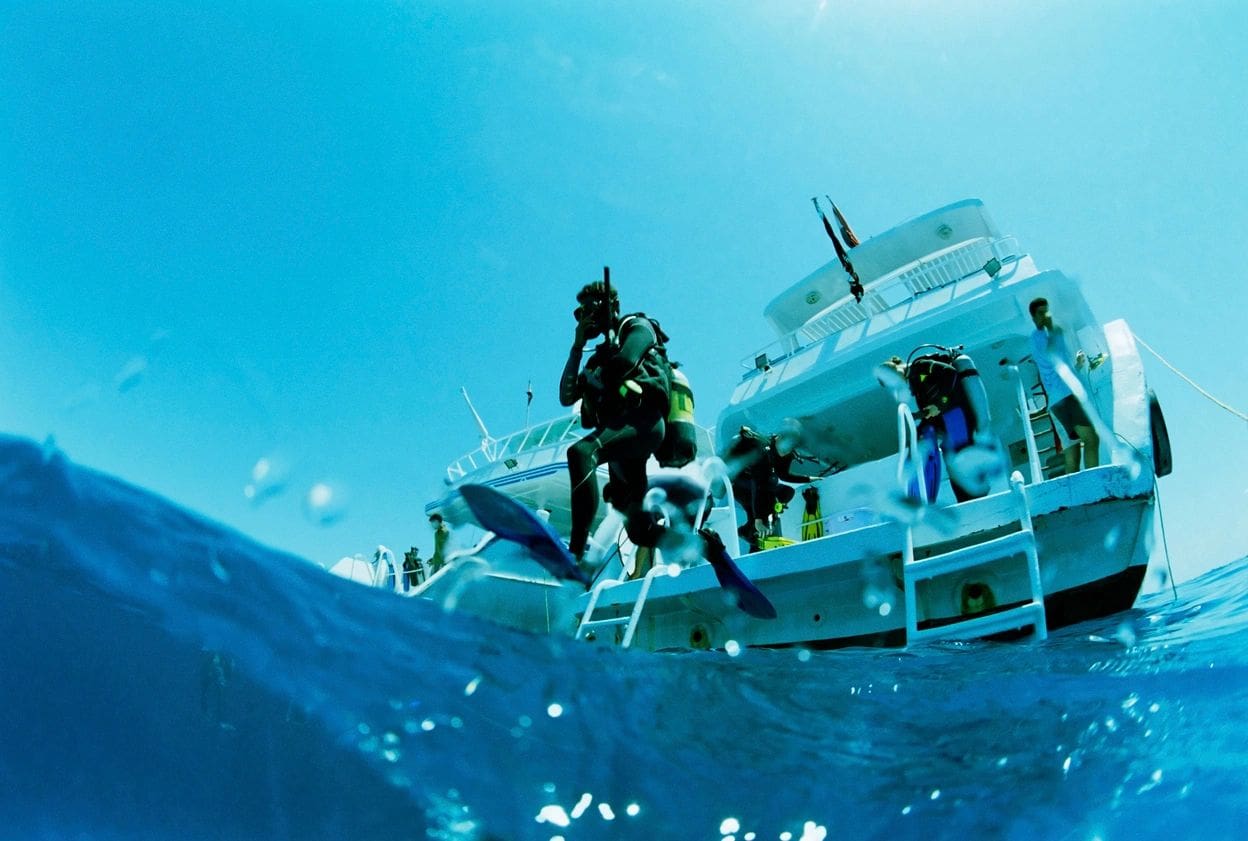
[2,434,1246,841]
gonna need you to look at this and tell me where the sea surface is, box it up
[2,434,1246,841]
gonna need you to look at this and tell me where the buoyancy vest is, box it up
[579,313,673,427]
[906,347,963,413]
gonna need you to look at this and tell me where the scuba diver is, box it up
[886,345,997,503]
[724,425,818,552]
[559,278,673,568]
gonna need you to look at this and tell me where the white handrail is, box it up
[1010,364,1044,484]
[895,403,929,504]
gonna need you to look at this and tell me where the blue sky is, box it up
[2,1,1245,584]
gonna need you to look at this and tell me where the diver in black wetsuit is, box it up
[892,347,996,503]
[725,426,816,552]
[559,281,672,564]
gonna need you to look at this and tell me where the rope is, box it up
[1115,433,1180,601]
[1154,476,1179,602]
[1132,332,1248,422]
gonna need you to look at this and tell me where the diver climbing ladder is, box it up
[896,405,1048,644]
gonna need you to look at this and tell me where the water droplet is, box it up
[207,549,231,583]
[570,793,593,819]
[625,802,641,817]
[464,676,482,696]
[244,454,289,505]
[547,703,564,718]
[518,715,532,728]
[420,719,435,732]
[930,789,941,800]
[720,818,741,834]
[799,821,827,841]
[598,803,616,820]
[724,640,741,657]
[114,355,148,393]
[304,481,348,525]
[901,805,912,816]
[797,649,812,663]
[535,805,571,827]
[1112,622,1137,648]
[946,443,1004,497]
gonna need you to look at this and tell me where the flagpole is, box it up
[811,197,865,303]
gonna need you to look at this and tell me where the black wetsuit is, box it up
[911,354,987,503]
[725,430,814,551]
[560,314,668,559]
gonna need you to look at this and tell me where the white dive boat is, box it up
[401,199,1172,651]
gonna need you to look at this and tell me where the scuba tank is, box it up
[656,363,697,467]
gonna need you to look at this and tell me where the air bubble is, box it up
[244,455,289,505]
[304,481,348,525]
[114,355,148,393]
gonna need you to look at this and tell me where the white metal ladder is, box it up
[902,471,1047,643]
[575,562,679,648]
[573,459,735,649]
[895,404,1047,643]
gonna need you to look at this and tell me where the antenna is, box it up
[602,265,615,348]
[460,387,495,457]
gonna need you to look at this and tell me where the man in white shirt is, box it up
[1029,297,1102,474]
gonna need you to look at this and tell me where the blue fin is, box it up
[699,530,777,620]
[458,484,591,585]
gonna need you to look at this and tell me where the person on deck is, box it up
[428,513,451,573]
[402,546,425,589]
[724,426,817,552]
[559,280,672,569]
[1029,297,1102,474]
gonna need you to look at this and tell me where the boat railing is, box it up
[444,414,584,482]
[743,235,1021,370]
[444,415,718,484]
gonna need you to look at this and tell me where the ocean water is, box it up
[2,434,1246,841]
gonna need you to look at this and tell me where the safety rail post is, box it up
[896,405,926,638]
[1010,364,1043,484]
[895,403,929,504]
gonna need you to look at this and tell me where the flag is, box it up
[812,197,865,303]
[830,201,860,248]
[526,381,533,406]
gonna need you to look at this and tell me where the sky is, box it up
[2,0,1245,585]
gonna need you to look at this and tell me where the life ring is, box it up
[1148,389,1173,477]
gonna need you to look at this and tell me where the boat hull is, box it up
[552,465,1154,650]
